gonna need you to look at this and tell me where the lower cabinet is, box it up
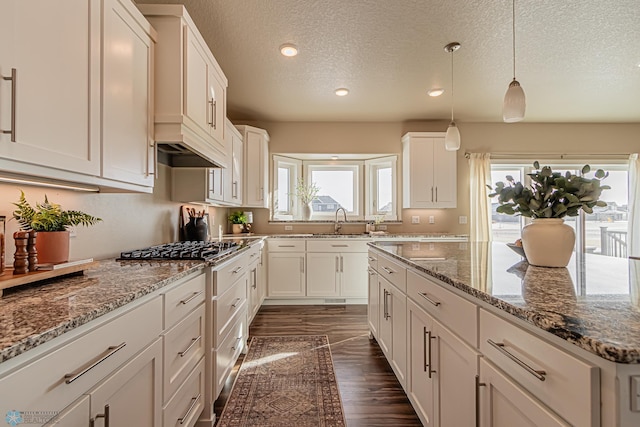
[88,338,163,427]
[367,266,379,337]
[478,358,569,427]
[407,299,478,427]
[43,395,90,427]
[378,277,407,387]
[267,252,306,297]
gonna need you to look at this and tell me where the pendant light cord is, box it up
[450,49,454,122]
[512,0,516,79]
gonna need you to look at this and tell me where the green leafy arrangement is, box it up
[488,161,610,218]
[12,191,102,232]
[294,178,320,204]
[228,211,248,224]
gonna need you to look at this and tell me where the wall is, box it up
[240,121,640,236]
[0,164,229,264]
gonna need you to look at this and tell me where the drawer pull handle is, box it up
[278,245,295,248]
[475,375,486,427]
[177,393,201,425]
[368,256,377,262]
[331,244,349,247]
[231,297,242,308]
[487,339,546,381]
[90,404,110,427]
[232,336,243,351]
[381,266,394,274]
[383,289,390,320]
[180,290,204,305]
[367,268,376,275]
[65,343,126,384]
[232,266,243,274]
[178,336,202,357]
[418,292,441,307]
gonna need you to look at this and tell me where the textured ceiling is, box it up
[136,0,640,123]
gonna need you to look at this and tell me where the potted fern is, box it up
[488,162,609,267]
[13,191,102,264]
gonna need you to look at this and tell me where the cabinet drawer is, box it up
[163,358,205,427]
[163,304,205,403]
[367,250,378,271]
[246,244,261,264]
[0,296,162,414]
[307,239,369,253]
[212,253,247,296]
[163,272,206,329]
[213,275,247,348]
[377,253,407,293]
[407,270,477,347]
[479,309,599,427]
[267,239,305,252]
[214,311,246,399]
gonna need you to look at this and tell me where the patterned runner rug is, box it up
[217,335,346,427]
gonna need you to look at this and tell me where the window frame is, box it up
[272,155,301,220]
[365,155,398,220]
[303,161,364,220]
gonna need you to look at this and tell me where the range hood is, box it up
[157,142,224,168]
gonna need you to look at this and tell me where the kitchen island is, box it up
[368,240,640,426]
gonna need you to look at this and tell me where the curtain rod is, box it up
[464,151,631,160]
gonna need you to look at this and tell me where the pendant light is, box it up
[503,0,526,122]
[444,42,461,151]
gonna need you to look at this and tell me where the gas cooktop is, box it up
[118,241,239,261]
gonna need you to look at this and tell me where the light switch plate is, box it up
[459,216,468,224]
[284,225,293,231]
[411,216,420,224]
[428,216,435,224]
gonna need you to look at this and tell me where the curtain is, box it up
[469,153,492,242]
[629,153,640,257]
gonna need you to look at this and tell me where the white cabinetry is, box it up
[367,256,379,338]
[236,125,269,208]
[247,242,265,322]
[379,278,407,387]
[139,4,228,168]
[306,240,368,299]
[224,120,244,205]
[0,0,155,192]
[267,239,306,297]
[402,132,456,208]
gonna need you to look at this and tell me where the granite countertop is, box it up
[0,238,264,364]
[255,233,469,240]
[370,241,640,364]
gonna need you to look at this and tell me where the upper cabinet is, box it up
[0,0,101,175]
[223,119,244,206]
[0,0,156,192]
[236,125,269,208]
[402,132,457,209]
[139,4,229,169]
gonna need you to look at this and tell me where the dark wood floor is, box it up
[214,305,422,426]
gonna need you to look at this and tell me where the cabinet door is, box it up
[244,130,268,207]
[389,282,407,387]
[43,395,90,426]
[340,252,369,297]
[267,253,305,297]
[184,27,209,136]
[231,129,244,205]
[436,320,477,426]
[207,168,224,201]
[306,253,340,297]
[248,261,260,320]
[102,0,155,186]
[0,0,100,175]
[404,137,435,208]
[208,68,225,145]
[367,268,379,337]
[407,300,436,426]
[432,138,457,207]
[479,358,569,427]
[89,338,163,427]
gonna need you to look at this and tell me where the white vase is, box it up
[302,203,313,221]
[521,218,575,267]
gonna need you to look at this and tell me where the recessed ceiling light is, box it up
[279,44,298,57]
[428,88,445,97]
[335,88,349,96]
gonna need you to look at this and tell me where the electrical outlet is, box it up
[459,216,468,224]
[429,216,435,224]
[69,229,77,238]
[284,225,293,231]
[411,216,420,224]
[377,224,387,231]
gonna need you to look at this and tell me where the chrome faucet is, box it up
[334,207,348,234]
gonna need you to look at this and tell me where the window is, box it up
[271,154,398,221]
[490,161,629,257]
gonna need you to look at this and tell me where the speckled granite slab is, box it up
[370,241,640,364]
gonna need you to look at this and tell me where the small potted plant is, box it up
[12,191,102,264]
[488,161,609,267]
[228,211,247,234]
[294,178,320,221]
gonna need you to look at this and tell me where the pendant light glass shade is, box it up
[503,0,526,123]
[444,42,461,151]
[445,121,461,151]
[503,79,526,122]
